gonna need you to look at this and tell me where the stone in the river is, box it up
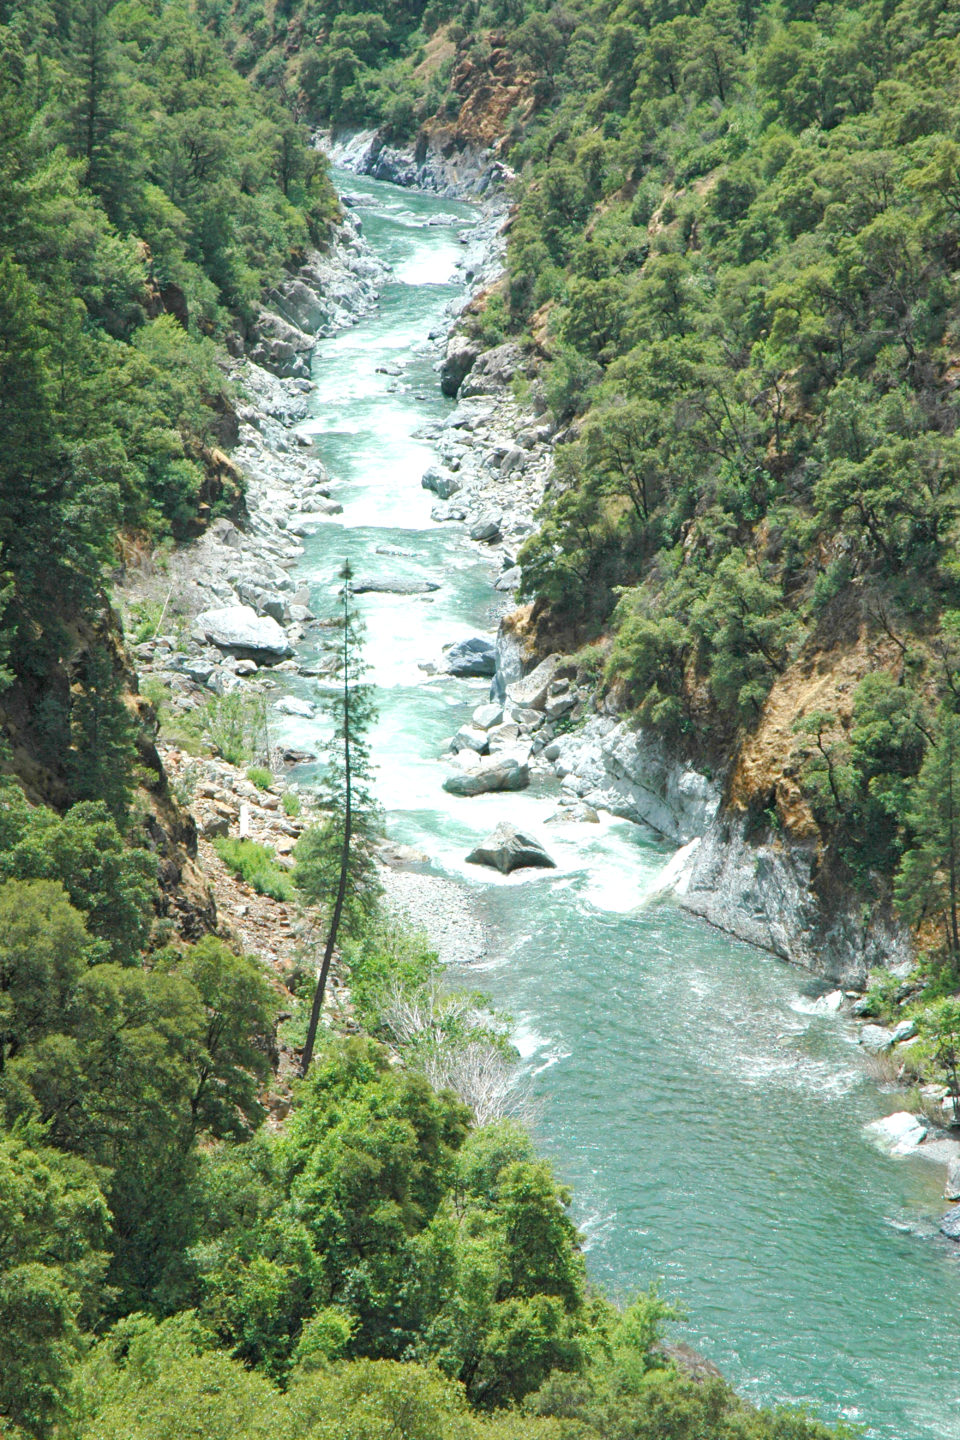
[446,637,496,677]
[865,1111,927,1155]
[940,1205,960,1240]
[352,574,440,595]
[466,822,556,875]
[276,695,315,718]
[431,503,467,523]
[947,1157,960,1202]
[421,465,461,500]
[442,755,530,797]
[495,565,522,592]
[472,702,503,730]
[859,1023,895,1053]
[506,654,563,711]
[195,604,291,663]
[470,512,502,543]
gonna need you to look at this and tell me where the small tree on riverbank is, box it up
[295,561,381,1075]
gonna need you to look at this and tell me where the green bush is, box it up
[212,838,293,903]
[247,767,274,791]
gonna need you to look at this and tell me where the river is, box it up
[276,171,960,1440]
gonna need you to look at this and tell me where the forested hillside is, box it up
[234,0,960,978]
[1,0,956,1434]
[0,0,336,815]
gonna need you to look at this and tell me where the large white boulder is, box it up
[195,604,291,663]
[864,1111,927,1155]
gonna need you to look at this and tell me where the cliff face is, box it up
[494,581,915,986]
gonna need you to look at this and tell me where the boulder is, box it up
[440,332,480,397]
[467,822,557,875]
[422,465,462,500]
[288,500,343,531]
[506,654,564,711]
[276,695,316,718]
[431,503,468,523]
[182,658,218,686]
[544,691,576,721]
[500,446,528,476]
[195,604,291,663]
[859,1023,895,1053]
[941,1205,960,1240]
[487,721,521,753]
[470,512,502,543]
[451,725,489,755]
[891,1018,918,1043]
[865,1111,927,1155]
[459,342,527,398]
[352,574,441,595]
[472,702,504,730]
[446,637,497,677]
[495,565,522,592]
[259,596,289,624]
[442,756,530,797]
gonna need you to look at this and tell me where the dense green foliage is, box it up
[0,0,337,816]
[0,768,846,1440]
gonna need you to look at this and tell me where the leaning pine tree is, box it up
[296,560,382,1075]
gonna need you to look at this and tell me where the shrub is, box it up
[212,838,293,902]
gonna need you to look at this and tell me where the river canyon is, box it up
[269,171,960,1440]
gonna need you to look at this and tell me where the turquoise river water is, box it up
[275,171,960,1439]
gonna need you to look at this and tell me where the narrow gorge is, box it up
[193,164,960,1440]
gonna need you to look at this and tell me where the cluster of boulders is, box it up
[163,746,310,857]
[440,652,591,801]
[414,266,561,600]
[247,210,389,379]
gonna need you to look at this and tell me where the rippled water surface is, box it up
[279,172,960,1439]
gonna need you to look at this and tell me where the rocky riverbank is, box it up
[318,126,512,200]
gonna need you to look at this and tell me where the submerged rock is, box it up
[442,755,529,797]
[352,574,440,595]
[466,822,556,875]
[446,637,497,677]
[195,604,291,662]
